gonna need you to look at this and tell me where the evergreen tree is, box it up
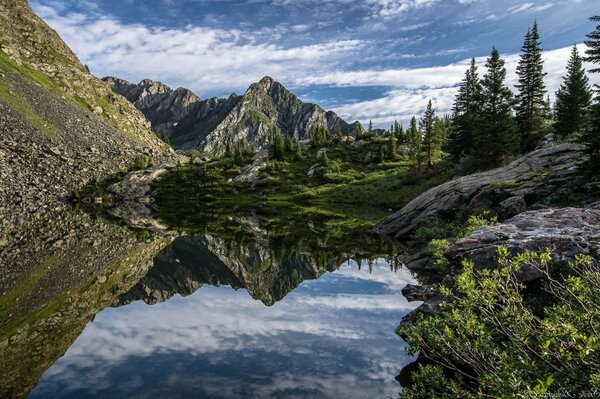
[284,134,293,153]
[515,21,548,152]
[407,116,423,172]
[388,131,398,160]
[272,129,285,161]
[356,124,365,140]
[225,141,233,158]
[448,58,482,160]
[335,125,343,142]
[478,47,519,166]
[420,100,442,169]
[584,16,600,74]
[368,120,373,137]
[554,45,593,139]
[584,16,600,167]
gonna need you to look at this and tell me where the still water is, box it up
[2,206,420,399]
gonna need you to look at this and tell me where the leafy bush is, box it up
[400,248,600,398]
[427,239,450,269]
[132,154,152,170]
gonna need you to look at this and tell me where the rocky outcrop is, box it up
[0,1,175,246]
[446,206,600,281]
[105,75,360,154]
[400,205,600,331]
[376,143,587,240]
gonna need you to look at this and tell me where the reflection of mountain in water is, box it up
[119,214,396,307]
[118,233,338,307]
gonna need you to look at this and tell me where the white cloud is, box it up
[332,45,600,126]
[31,2,365,95]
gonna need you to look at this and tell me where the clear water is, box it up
[29,255,420,399]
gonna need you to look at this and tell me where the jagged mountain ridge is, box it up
[104,75,360,154]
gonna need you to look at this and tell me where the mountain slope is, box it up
[103,76,241,148]
[0,0,174,245]
[0,0,167,148]
[105,75,360,154]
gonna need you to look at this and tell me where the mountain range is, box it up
[104,75,360,154]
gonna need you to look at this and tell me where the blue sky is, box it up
[31,0,599,127]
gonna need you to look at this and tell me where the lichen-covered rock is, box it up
[446,206,600,281]
[376,143,586,240]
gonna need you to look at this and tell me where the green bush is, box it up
[132,154,152,170]
[400,248,600,398]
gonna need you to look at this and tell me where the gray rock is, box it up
[376,143,586,240]
[499,195,526,220]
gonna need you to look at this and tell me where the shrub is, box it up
[400,248,600,398]
[133,154,152,170]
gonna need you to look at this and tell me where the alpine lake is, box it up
[1,178,423,399]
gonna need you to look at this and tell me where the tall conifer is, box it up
[479,47,519,166]
[555,46,593,139]
[515,21,548,152]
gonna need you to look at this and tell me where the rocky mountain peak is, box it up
[106,75,359,154]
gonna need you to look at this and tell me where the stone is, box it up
[376,143,586,240]
[401,284,435,302]
[499,195,526,220]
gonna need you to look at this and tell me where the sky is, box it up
[30,0,600,127]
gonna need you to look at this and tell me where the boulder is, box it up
[401,284,435,302]
[499,195,526,220]
[376,143,586,240]
[446,206,600,281]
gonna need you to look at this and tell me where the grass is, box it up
[0,79,57,138]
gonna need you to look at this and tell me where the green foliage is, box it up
[132,154,152,170]
[515,21,549,152]
[271,128,285,161]
[400,249,600,398]
[428,239,450,269]
[554,46,593,140]
[447,58,482,161]
[478,47,519,166]
[407,116,423,172]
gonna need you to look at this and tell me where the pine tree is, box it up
[584,16,600,74]
[356,124,365,140]
[336,125,343,142]
[284,134,293,153]
[420,100,442,169]
[554,46,593,139]
[584,16,600,167]
[368,120,373,137]
[272,129,285,161]
[388,132,398,160]
[407,116,423,172]
[449,58,482,160]
[515,21,548,152]
[478,47,519,166]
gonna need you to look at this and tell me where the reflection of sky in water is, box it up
[30,259,420,399]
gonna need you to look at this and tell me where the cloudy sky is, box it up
[31,0,599,127]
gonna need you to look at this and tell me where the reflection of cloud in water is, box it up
[30,260,420,399]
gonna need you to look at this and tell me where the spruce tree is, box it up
[368,120,373,137]
[515,21,548,152]
[356,124,365,140]
[420,100,441,169]
[479,47,519,166]
[407,116,423,172]
[554,46,593,139]
[272,129,285,161]
[388,132,398,160]
[584,16,600,167]
[449,58,482,160]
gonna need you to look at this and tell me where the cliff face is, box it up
[105,75,360,154]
